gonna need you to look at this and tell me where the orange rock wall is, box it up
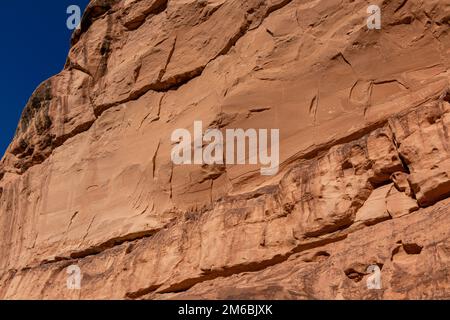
[0,0,449,299]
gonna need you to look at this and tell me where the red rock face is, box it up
[0,0,449,299]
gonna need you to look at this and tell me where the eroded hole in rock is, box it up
[341,160,355,176]
[344,263,383,283]
[312,251,331,262]
[397,153,411,174]
[304,251,331,263]
[403,243,423,255]
[443,91,450,103]
[125,243,135,254]
[391,242,423,260]
[342,160,353,170]
[344,268,365,282]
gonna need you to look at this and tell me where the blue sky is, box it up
[0,0,90,156]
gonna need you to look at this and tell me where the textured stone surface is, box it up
[0,0,449,299]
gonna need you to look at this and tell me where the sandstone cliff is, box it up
[0,0,449,299]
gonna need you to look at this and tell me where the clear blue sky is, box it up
[0,0,90,156]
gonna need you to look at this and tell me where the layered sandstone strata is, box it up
[0,0,449,299]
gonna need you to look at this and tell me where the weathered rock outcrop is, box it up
[0,0,449,299]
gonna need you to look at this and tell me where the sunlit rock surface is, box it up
[0,0,449,299]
